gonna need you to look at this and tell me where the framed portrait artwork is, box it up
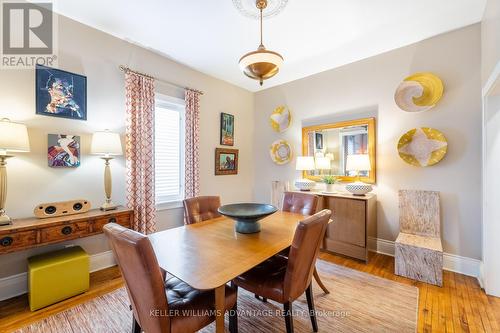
[36,64,87,120]
[220,112,234,146]
[215,148,238,175]
[315,132,324,150]
[47,134,81,168]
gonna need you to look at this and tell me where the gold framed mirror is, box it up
[302,117,376,183]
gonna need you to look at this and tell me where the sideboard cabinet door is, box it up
[326,197,366,247]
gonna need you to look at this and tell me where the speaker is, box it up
[34,199,91,219]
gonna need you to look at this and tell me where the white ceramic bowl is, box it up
[345,182,373,196]
[294,179,316,191]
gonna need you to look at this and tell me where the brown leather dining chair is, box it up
[183,196,221,225]
[280,191,330,295]
[233,209,331,333]
[103,223,238,333]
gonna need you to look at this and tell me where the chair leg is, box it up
[305,283,318,332]
[229,285,238,333]
[313,267,330,294]
[283,302,294,333]
[131,316,141,333]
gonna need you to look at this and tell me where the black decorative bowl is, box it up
[217,203,278,234]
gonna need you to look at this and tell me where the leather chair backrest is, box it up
[282,192,319,216]
[104,223,170,333]
[283,209,331,301]
[183,196,221,225]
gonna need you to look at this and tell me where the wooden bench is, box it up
[395,190,443,286]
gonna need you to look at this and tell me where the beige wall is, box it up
[481,0,500,86]
[0,15,254,278]
[253,24,482,259]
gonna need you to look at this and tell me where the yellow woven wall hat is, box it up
[394,72,444,112]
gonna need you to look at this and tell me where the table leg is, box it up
[215,285,225,333]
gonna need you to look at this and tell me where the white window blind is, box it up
[155,97,185,204]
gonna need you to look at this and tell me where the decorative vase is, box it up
[345,181,373,196]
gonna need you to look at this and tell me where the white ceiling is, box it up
[55,0,487,92]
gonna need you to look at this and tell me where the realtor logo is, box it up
[1,0,57,68]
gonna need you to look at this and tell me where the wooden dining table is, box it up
[148,210,307,333]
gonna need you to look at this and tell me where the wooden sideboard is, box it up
[0,207,133,254]
[289,191,377,262]
[318,192,376,262]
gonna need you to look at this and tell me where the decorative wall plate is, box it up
[398,128,448,167]
[269,139,292,165]
[394,72,444,112]
[269,106,291,132]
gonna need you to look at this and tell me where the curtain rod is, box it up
[118,65,204,95]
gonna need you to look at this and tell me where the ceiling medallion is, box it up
[238,0,284,86]
[233,0,288,19]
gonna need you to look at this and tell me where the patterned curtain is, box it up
[185,89,201,198]
[125,71,157,234]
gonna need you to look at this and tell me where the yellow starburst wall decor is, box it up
[398,128,448,167]
[394,72,444,112]
[269,106,291,132]
[269,139,292,165]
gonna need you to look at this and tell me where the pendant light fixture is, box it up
[239,0,284,86]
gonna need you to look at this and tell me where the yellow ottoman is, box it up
[28,246,89,311]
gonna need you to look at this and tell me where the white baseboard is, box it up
[368,237,482,280]
[0,250,116,301]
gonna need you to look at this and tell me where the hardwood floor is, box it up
[0,252,499,332]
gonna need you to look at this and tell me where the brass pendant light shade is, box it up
[238,0,284,86]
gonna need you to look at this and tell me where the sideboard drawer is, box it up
[0,231,37,253]
[40,222,89,243]
[94,214,130,232]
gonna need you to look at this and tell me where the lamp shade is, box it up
[346,154,371,172]
[0,119,30,153]
[295,156,315,171]
[91,131,123,156]
[315,157,331,170]
[239,48,284,85]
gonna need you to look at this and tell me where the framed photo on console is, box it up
[215,148,238,175]
[36,65,87,120]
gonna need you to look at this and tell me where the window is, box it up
[155,95,185,206]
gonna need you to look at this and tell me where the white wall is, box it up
[0,14,254,278]
[481,0,500,86]
[481,0,500,297]
[253,24,482,260]
[483,93,500,296]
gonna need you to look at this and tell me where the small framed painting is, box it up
[36,64,87,120]
[215,148,238,175]
[220,113,234,146]
[48,134,81,168]
[315,132,324,150]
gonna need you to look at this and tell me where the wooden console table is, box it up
[0,207,133,254]
[318,192,376,262]
[290,190,377,262]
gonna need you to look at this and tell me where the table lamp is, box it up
[315,156,331,173]
[91,130,123,211]
[0,119,30,225]
[294,156,316,191]
[345,154,373,196]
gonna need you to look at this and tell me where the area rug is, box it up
[15,260,418,332]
